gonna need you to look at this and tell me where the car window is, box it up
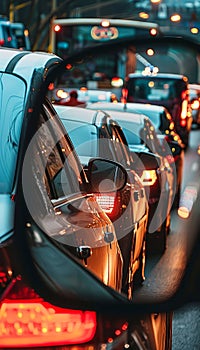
[116,120,143,146]
[31,106,84,200]
[61,120,98,157]
[109,125,131,167]
[0,73,26,193]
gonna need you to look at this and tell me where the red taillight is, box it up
[141,169,157,186]
[95,192,120,219]
[0,39,5,46]
[54,24,61,32]
[0,276,96,347]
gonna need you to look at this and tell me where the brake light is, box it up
[141,170,157,186]
[180,100,188,120]
[0,276,96,347]
[0,39,5,46]
[95,192,120,220]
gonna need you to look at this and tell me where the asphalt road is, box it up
[172,126,200,350]
[133,125,200,348]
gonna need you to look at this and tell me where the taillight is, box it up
[0,276,96,347]
[95,192,120,220]
[141,169,157,186]
[180,100,188,120]
[0,39,5,46]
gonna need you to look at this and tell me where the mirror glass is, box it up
[15,33,200,312]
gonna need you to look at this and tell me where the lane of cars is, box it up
[0,43,195,349]
[54,104,149,297]
[86,103,175,252]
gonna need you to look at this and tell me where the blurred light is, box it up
[170,14,181,22]
[101,20,110,27]
[54,24,61,32]
[178,185,198,218]
[146,48,154,56]
[148,81,155,87]
[191,99,200,110]
[190,27,199,34]
[139,12,149,19]
[151,0,161,3]
[149,28,158,36]
[56,89,69,99]
[111,77,123,87]
[178,206,190,218]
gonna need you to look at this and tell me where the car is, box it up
[87,103,174,252]
[188,83,200,127]
[125,72,193,148]
[54,104,149,297]
[0,47,131,348]
[87,102,184,208]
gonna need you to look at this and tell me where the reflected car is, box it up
[125,72,192,148]
[87,103,174,252]
[88,102,184,208]
[54,104,149,296]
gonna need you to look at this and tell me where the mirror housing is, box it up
[86,158,127,193]
[131,151,161,171]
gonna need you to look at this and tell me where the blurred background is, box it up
[1,0,200,51]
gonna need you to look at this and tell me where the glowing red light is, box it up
[54,24,61,32]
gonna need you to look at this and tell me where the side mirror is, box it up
[131,151,161,171]
[87,158,127,193]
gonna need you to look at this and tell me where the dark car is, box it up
[125,72,193,148]
[0,48,131,348]
[54,104,149,296]
[88,102,184,208]
[87,103,174,252]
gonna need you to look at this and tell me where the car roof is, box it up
[54,104,99,125]
[128,72,188,81]
[87,101,166,113]
[54,103,147,128]
[88,103,149,125]
[0,48,61,86]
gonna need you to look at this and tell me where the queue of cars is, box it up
[54,104,149,297]
[86,103,174,252]
[0,41,195,349]
[88,102,185,209]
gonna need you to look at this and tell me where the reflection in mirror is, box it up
[45,36,200,307]
[10,35,200,317]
